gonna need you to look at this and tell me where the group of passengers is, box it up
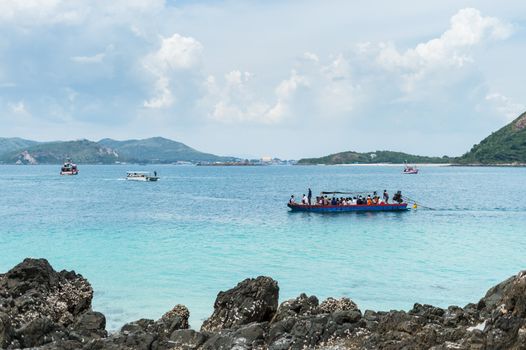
[289,190,403,206]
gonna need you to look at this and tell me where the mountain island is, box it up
[298,111,526,166]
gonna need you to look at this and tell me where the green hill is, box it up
[0,137,234,164]
[98,137,233,163]
[0,138,39,155]
[1,140,118,164]
[297,150,450,165]
[458,111,526,164]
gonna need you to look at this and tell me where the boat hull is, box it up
[126,176,159,182]
[287,203,408,212]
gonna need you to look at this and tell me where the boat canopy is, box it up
[320,191,374,195]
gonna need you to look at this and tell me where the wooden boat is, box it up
[287,203,408,213]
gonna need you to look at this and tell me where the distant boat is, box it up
[126,171,159,182]
[403,163,419,174]
[60,159,78,175]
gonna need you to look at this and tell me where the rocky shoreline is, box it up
[1,259,526,349]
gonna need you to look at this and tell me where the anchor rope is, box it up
[401,195,436,210]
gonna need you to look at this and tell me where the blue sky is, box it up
[1,0,525,159]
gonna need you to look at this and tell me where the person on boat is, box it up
[367,196,372,205]
[393,191,403,204]
[383,190,389,203]
[302,194,308,204]
[289,195,295,204]
[307,188,312,205]
[154,171,157,177]
[331,197,337,205]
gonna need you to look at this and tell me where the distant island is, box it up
[297,151,451,165]
[0,137,236,165]
[2,111,525,166]
[298,111,526,166]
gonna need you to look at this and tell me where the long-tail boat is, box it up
[287,191,409,213]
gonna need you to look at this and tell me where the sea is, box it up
[1,164,525,330]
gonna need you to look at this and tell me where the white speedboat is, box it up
[126,171,159,182]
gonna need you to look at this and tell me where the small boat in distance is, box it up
[403,163,419,174]
[126,171,159,182]
[60,159,79,175]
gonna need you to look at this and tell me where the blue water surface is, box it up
[0,165,525,330]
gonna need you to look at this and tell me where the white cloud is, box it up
[374,8,513,91]
[486,93,525,121]
[0,0,83,26]
[265,70,309,123]
[302,52,319,63]
[0,0,166,27]
[319,55,356,113]
[143,33,203,109]
[224,70,252,87]
[206,70,270,123]
[205,69,308,124]
[145,33,203,73]
[71,52,105,63]
[8,101,30,116]
[275,70,308,100]
[144,77,174,109]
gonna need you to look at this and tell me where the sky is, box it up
[0,0,525,159]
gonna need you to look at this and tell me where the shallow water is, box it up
[0,164,525,330]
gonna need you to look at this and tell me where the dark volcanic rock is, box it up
[74,311,107,339]
[0,258,93,329]
[160,304,190,331]
[0,312,12,348]
[267,295,363,350]
[16,317,62,348]
[167,329,209,349]
[201,276,279,332]
[93,305,191,350]
[271,293,319,323]
[0,258,96,348]
[319,297,359,314]
[200,322,268,350]
[3,259,526,349]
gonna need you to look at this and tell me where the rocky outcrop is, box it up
[200,276,279,332]
[2,259,526,349]
[0,258,100,348]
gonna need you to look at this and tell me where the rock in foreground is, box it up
[1,259,526,349]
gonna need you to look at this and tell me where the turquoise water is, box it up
[1,165,525,330]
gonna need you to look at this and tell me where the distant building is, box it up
[261,156,272,163]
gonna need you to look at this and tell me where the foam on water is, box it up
[0,164,525,330]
